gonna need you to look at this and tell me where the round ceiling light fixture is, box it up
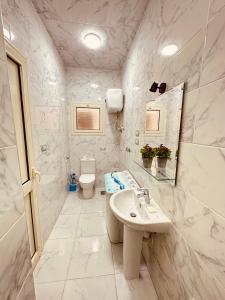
[83,32,102,50]
[161,44,178,56]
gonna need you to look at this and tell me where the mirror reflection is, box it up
[136,83,184,184]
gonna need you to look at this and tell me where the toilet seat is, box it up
[79,174,95,184]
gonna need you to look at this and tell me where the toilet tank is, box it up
[80,157,95,174]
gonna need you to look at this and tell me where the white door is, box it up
[6,42,42,267]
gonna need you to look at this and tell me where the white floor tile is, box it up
[34,193,157,300]
[49,215,80,239]
[34,239,74,283]
[112,243,147,274]
[115,270,158,300]
[62,276,117,300]
[93,188,106,199]
[35,281,65,300]
[81,198,106,214]
[67,236,114,279]
[77,213,107,237]
[61,195,81,215]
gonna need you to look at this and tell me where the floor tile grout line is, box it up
[113,274,119,300]
[61,197,108,281]
[61,208,82,299]
[34,196,82,294]
[48,213,81,241]
[35,279,66,285]
[63,194,115,283]
[34,193,158,299]
[66,274,116,281]
[34,194,111,297]
[36,272,119,285]
[110,236,119,300]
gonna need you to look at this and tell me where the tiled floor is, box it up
[34,189,158,300]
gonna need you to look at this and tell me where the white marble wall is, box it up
[0,9,35,300]
[66,67,122,187]
[1,0,70,242]
[121,0,225,299]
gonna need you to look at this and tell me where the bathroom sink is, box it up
[110,188,171,280]
[110,188,171,233]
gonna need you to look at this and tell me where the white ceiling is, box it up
[32,0,149,70]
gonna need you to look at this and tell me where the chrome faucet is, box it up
[137,188,151,205]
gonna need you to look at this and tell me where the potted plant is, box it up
[156,144,172,169]
[140,144,156,168]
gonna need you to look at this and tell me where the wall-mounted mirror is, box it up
[136,83,184,185]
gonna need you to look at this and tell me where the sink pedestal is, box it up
[110,188,172,280]
[106,194,123,243]
[123,224,143,279]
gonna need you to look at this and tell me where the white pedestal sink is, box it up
[110,188,171,279]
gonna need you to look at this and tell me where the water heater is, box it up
[106,88,123,113]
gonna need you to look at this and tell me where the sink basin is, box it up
[110,188,171,280]
[110,188,171,232]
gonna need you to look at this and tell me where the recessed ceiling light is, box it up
[91,83,99,89]
[161,44,178,56]
[83,33,102,50]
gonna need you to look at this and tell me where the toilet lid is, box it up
[79,174,95,184]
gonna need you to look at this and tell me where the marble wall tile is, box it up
[39,183,68,242]
[0,6,35,300]
[177,143,225,217]
[148,0,209,61]
[180,89,198,143]
[121,0,225,299]
[0,60,16,148]
[173,188,225,288]
[200,6,225,86]
[194,77,225,147]
[155,183,225,290]
[0,146,24,238]
[171,30,205,92]
[145,228,225,300]
[209,0,225,20]
[17,271,36,300]
[66,67,121,186]
[0,17,6,61]
[0,215,32,300]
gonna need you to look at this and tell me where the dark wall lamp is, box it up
[149,82,167,94]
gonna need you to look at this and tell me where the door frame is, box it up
[5,39,43,268]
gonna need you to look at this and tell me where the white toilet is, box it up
[79,156,96,199]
